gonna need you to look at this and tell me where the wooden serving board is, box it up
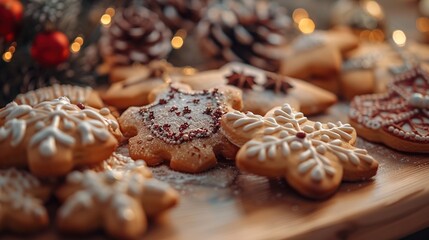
[2,103,429,240]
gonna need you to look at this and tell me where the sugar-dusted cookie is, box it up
[349,65,429,153]
[120,83,243,173]
[56,162,178,239]
[0,97,121,177]
[14,84,104,109]
[181,62,337,116]
[222,104,378,199]
[0,168,51,232]
[102,61,195,110]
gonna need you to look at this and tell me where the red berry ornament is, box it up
[31,31,70,67]
[0,0,23,42]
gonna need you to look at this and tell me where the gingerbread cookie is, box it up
[349,65,429,153]
[181,62,337,116]
[89,152,152,178]
[102,61,195,110]
[0,97,121,177]
[0,168,51,232]
[56,162,178,239]
[222,104,378,199]
[14,84,104,109]
[119,83,242,173]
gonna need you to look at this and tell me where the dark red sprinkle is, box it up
[183,106,191,114]
[76,103,85,109]
[179,123,189,132]
[158,99,167,105]
[296,132,307,139]
[193,99,200,104]
[170,106,178,112]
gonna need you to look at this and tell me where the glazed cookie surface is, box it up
[0,168,51,232]
[181,62,337,116]
[56,161,178,239]
[0,97,121,176]
[349,65,429,153]
[222,104,378,199]
[119,83,242,173]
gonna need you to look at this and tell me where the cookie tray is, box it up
[3,103,429,240]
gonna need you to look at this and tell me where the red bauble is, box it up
[0,0,23,42]
[31,31,70,67]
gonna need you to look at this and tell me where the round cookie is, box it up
[221,104,378,199]
[0,97,121,177]
[14,84,104,109]
[119,83,243,173]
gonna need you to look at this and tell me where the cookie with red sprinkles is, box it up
[119,83,243,173]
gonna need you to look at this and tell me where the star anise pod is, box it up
[263,74,293,94]
[225,70,256,89]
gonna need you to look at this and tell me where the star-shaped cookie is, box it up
[0,168,51,232]
[349,65,429,153]
[119,83,243,173]
[0,97,121,176]
[181,62,337,116]
[222,104,378,199]
[56,161,178,239]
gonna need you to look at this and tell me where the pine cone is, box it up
[196,0,294,72]
[99,7,172,66]
[146,0,211,31]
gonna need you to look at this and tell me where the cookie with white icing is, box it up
[89,152,152,178]
[0,168,51,232]
[119,83,243,173]
[102,61,194,110]
[222,104,378,199]
[0,97,121,177]
[14,84,104,109]
[349,65,429,153]
[181,62,337,116]
[56,162,178,239]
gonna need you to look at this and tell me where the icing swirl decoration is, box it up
[139,87,224,144]
[349,66,429,152]
[222,104,378,198]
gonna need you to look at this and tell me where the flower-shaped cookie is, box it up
[181,62,337,115]
[119,83,243,173]
[349,66,429,153]
[56,162,178,239]
[0,168,51,232]
[222,104,378,199]
[0,97,121,176]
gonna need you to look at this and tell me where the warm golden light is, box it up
[106,7,115,17]
[292,8,309,24]
[2,52,12,62]
[392,30,406,47]
[171,36,184,49]
[74,36,84,45]
[183,66,197,75]
[100,14,111,25]
[298,18,315,34]
[70,42,81,53]
[417,17,429,33]
[364,0,383,17]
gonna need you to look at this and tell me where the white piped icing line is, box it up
[58,161,176,226]
[350,66,429,143]
[0,168,47,217]
[226,104,376,182]
[15,84,92,106]
[0,97,118,157]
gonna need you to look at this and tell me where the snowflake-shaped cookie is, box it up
[222,104,378,199]
[349,66,429,153]
[0,97,121,176]
[56,162,178,239]
[0,168,51,232]
[119,84,242,173]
